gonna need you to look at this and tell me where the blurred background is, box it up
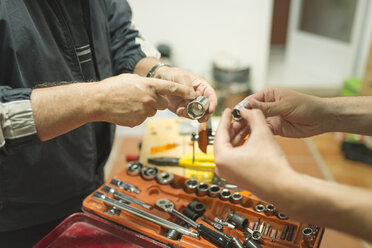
[128,0,372,105]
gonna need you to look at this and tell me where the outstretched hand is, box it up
[245,87,327,138]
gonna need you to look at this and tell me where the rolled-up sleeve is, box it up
[105,0,160,74]
[0,87,40,159]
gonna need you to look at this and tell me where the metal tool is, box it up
[287,225,295,241]
[254,204,265,212]
[141,167,158,180]
[102,185,152,210]
[191,132,197,164]
[232,237,244,248]
[164,229,180,240]
[226,210,248,229]
[258,222,265,234]
[243,232,263,248]
[253,218,260,231]
[201,217,223,232]
[155,199,233,248]
[230,192,242,204]
[110,178,141,194]
[281,225,289,240]
[246,227,262,241]
[277,212,288,220]
[184,179,198,193]
[156,171,174,185]
[264,224,271,236]
[208,184,221,197]
[127,162,143,176]
[92,192,199,238]
[214,217,235,230]
[187,96,209,120]
[220,189,232,201]
[196,182,210,196]
[232,99,250,121]
[302,227,315,247]
[188,200,206,216]
[270,229,276,242]
[265,204,276,216]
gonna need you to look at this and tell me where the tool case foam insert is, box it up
[83,167,323,248]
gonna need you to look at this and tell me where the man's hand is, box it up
[214,108,297,195]
[246,87,328,138]
[31,74,196,141]
[95,73,197,127]
[154,66,217,122]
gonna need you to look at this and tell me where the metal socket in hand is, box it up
[196,182,210,196]
[127,162,143,176]
[184,179,198,193]
[156,171,174,185]
[232,99,250,121]
[187,96,209,120]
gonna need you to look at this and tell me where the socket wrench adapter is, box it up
[187,96,209,120]
[141,167,158,180]
[127,162,143,176]
[230,192,243,204]
[277,212,288,220]
[219,189,232,201]
[264,204,276,216]
[254,204,265,212]
[196,182,210,196]
[184,179,198,194]
[156,171,174,185]
[208,184,221,198]
[232,99,251,121]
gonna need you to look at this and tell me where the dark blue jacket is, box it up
[0,0,159,231]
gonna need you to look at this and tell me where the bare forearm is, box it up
[267,173,372,241]
[31,82,99,141]
[323,96,372,135]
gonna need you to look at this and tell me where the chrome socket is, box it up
[126,162,143,176]
[255,204,265,213]
[184,179,198,194]
[208,184,221,198]
[302,227,315,247]
[219,189,232,201]
[196,182,210,196]
[230,192,243,204]
[265,204,276,216]
[156,171,174,185]
[232,99,250,121]
[186,96,209,120]
[277,212,288,220]
[141,167,158,180]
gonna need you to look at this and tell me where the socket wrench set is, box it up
[83,162,324,248]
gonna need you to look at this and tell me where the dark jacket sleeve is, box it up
[0,86,40,159]
[105,0,160,74]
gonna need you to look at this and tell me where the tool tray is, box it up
[83,167,323,248]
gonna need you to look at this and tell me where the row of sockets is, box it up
[127,162,289,222]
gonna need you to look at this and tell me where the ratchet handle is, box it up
[197,224,233,248]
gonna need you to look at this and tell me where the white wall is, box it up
[127,0,273,92]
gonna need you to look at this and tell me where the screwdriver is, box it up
[148,152,215,170]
